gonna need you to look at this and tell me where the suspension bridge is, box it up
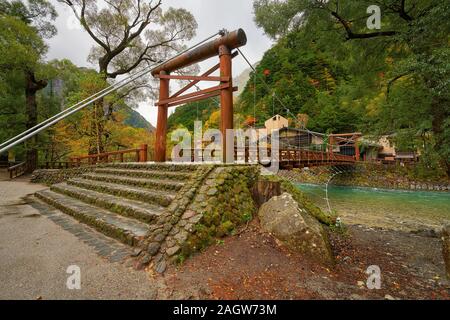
[0,28,359,175]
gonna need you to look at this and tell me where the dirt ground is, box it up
[159,220,450,300]
[0,168,9,181]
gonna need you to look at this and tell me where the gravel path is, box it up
[0,177,159,300]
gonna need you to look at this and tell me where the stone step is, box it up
[82,173,184,191]
[99,162,199,172]
[51,183,164,223]
[35,190,150,247]
[94,168,192,181]
[68,178,175,207]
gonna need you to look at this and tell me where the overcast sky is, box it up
[45,0,273,126]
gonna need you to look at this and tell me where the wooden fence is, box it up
[70,144,148,167]
[8,162,27,179]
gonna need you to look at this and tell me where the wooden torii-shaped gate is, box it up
[151,29,247,162]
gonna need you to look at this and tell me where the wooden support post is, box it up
[155,71,170,162]
[219,45,233,163]
[354,137,360,161]
[139,144,148,162]
[329,136,334,155]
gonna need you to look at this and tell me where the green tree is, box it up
[0,0,57,171]
[167,98,218,133]
[252,0,450,176]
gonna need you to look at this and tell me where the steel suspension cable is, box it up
[0,65,155,150]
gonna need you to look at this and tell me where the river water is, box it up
[295,183,450,231]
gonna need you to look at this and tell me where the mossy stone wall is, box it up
[175,165,259,260]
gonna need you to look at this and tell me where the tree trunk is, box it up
[252,180,282,208]
[90,100,106,155]
[430,96,450,177]
[25,71,47,173]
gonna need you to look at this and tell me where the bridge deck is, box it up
[230,148,356,169]
[278,149,355,168]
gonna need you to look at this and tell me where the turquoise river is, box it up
[295,183,450,231]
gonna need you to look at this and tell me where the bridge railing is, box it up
[70,144,148,167]
[279,149,355,163]
[8,161,27,179]
[180,147,354,166]
[184,147,273,163]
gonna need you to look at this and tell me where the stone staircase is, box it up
[34,163,198,250]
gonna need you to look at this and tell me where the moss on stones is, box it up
[177,165,259,259]
[31,167,97,185]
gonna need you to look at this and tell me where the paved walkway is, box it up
[0,177,160,299]
[0,168,9,181]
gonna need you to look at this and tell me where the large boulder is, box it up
[258,193,334,265]
[442,225,450,279]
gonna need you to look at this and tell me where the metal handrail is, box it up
[0,68,154,150]
[0,67,155,155]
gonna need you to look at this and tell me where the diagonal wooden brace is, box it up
[156,83,231,107]
[169,51,239,99]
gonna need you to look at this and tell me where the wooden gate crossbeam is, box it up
[156,74,231,82]
[169,51,239,100]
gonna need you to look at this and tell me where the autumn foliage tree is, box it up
[251,0,450,176]
[59,0,197,155]
[50,67,155,160]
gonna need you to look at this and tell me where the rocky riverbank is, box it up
[160,220,449,300]
[290,182,449,236]
[278,163,450,192]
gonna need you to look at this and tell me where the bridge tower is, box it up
[152,29,247,162]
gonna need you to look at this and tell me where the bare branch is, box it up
[74,0,111,53]
[387,72,411,98]
[330,10,397,40]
